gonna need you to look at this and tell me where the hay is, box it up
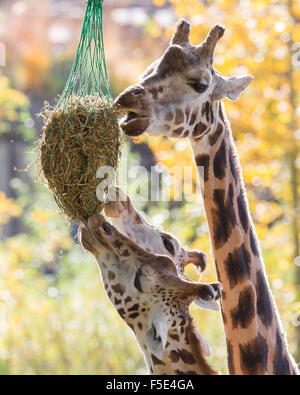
[39,95,122,222]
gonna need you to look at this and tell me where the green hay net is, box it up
[39,0,122,222]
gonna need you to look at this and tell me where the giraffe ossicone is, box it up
[80,211,222,374]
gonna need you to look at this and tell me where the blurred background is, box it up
[0,0,299,375]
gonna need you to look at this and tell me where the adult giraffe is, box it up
[114,19,299,375]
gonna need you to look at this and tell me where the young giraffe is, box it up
[114,20,299,375]
[80,212,222,374]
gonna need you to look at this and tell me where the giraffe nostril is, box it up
[102,222,112,235]
[198,285,214,301]
[131,86,145,96]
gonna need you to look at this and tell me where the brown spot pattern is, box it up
[231,286,255,329]
[113,240,123,249]
[177,348,196,364]
[227,340,234,374]
[170,350,180,363]
[107,271,115,281]
[128,303,139,312]
[112,283,125,296]
[150,87,159,99]
[195,154,210,182]
[165,111,173,121]
[152,354,165,366]
[128,312,139,319]
[239,334,268,375]
[185,107,191,121]
[249,227,259,257]
[209,123,224,146]
[274,330,291,375]
[201,102,210,122]
[173,127,184,136]
[117,308,126,319]
[211,185,237,249]
[237,191,249,232]
[224,244,251,288]
[175,109,184,124]
[256,270,273,328]
[193,122,207,137]
[213,139,227,179]
[228,146,238,184]
[121,249,130,257]
[219,105,225,122]
[189,110,197,125]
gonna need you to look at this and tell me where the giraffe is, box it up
[114,19,299,375]
[80,212,222,374]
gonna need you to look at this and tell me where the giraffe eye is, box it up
[163,238,175,256]
[134,269,143,292]
[102,222,112,235]
[190,81,208,94]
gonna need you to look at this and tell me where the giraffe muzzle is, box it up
[114,86,149,137]
[87,213,114,247]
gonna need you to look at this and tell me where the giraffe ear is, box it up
[186,250,207,272]
[223,75,254,101]
[145,311,168,361]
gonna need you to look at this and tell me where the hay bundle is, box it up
[39,96,122,221]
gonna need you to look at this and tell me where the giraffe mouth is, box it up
[119,110,149,137]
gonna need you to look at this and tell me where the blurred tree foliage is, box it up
[0,172,146,375]
[0,73,34,139]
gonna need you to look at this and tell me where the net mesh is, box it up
[58,0,112,107]
[38,0,122,222]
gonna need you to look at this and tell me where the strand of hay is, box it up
[38,95,123,222]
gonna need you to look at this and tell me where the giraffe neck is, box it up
[190,102,298,375]
[135,317,217,375]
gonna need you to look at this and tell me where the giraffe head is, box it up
[104,186,207,274]
[115,19,253,139]
[80,213,222,361]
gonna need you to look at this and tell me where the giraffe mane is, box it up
[186,318,218,375]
